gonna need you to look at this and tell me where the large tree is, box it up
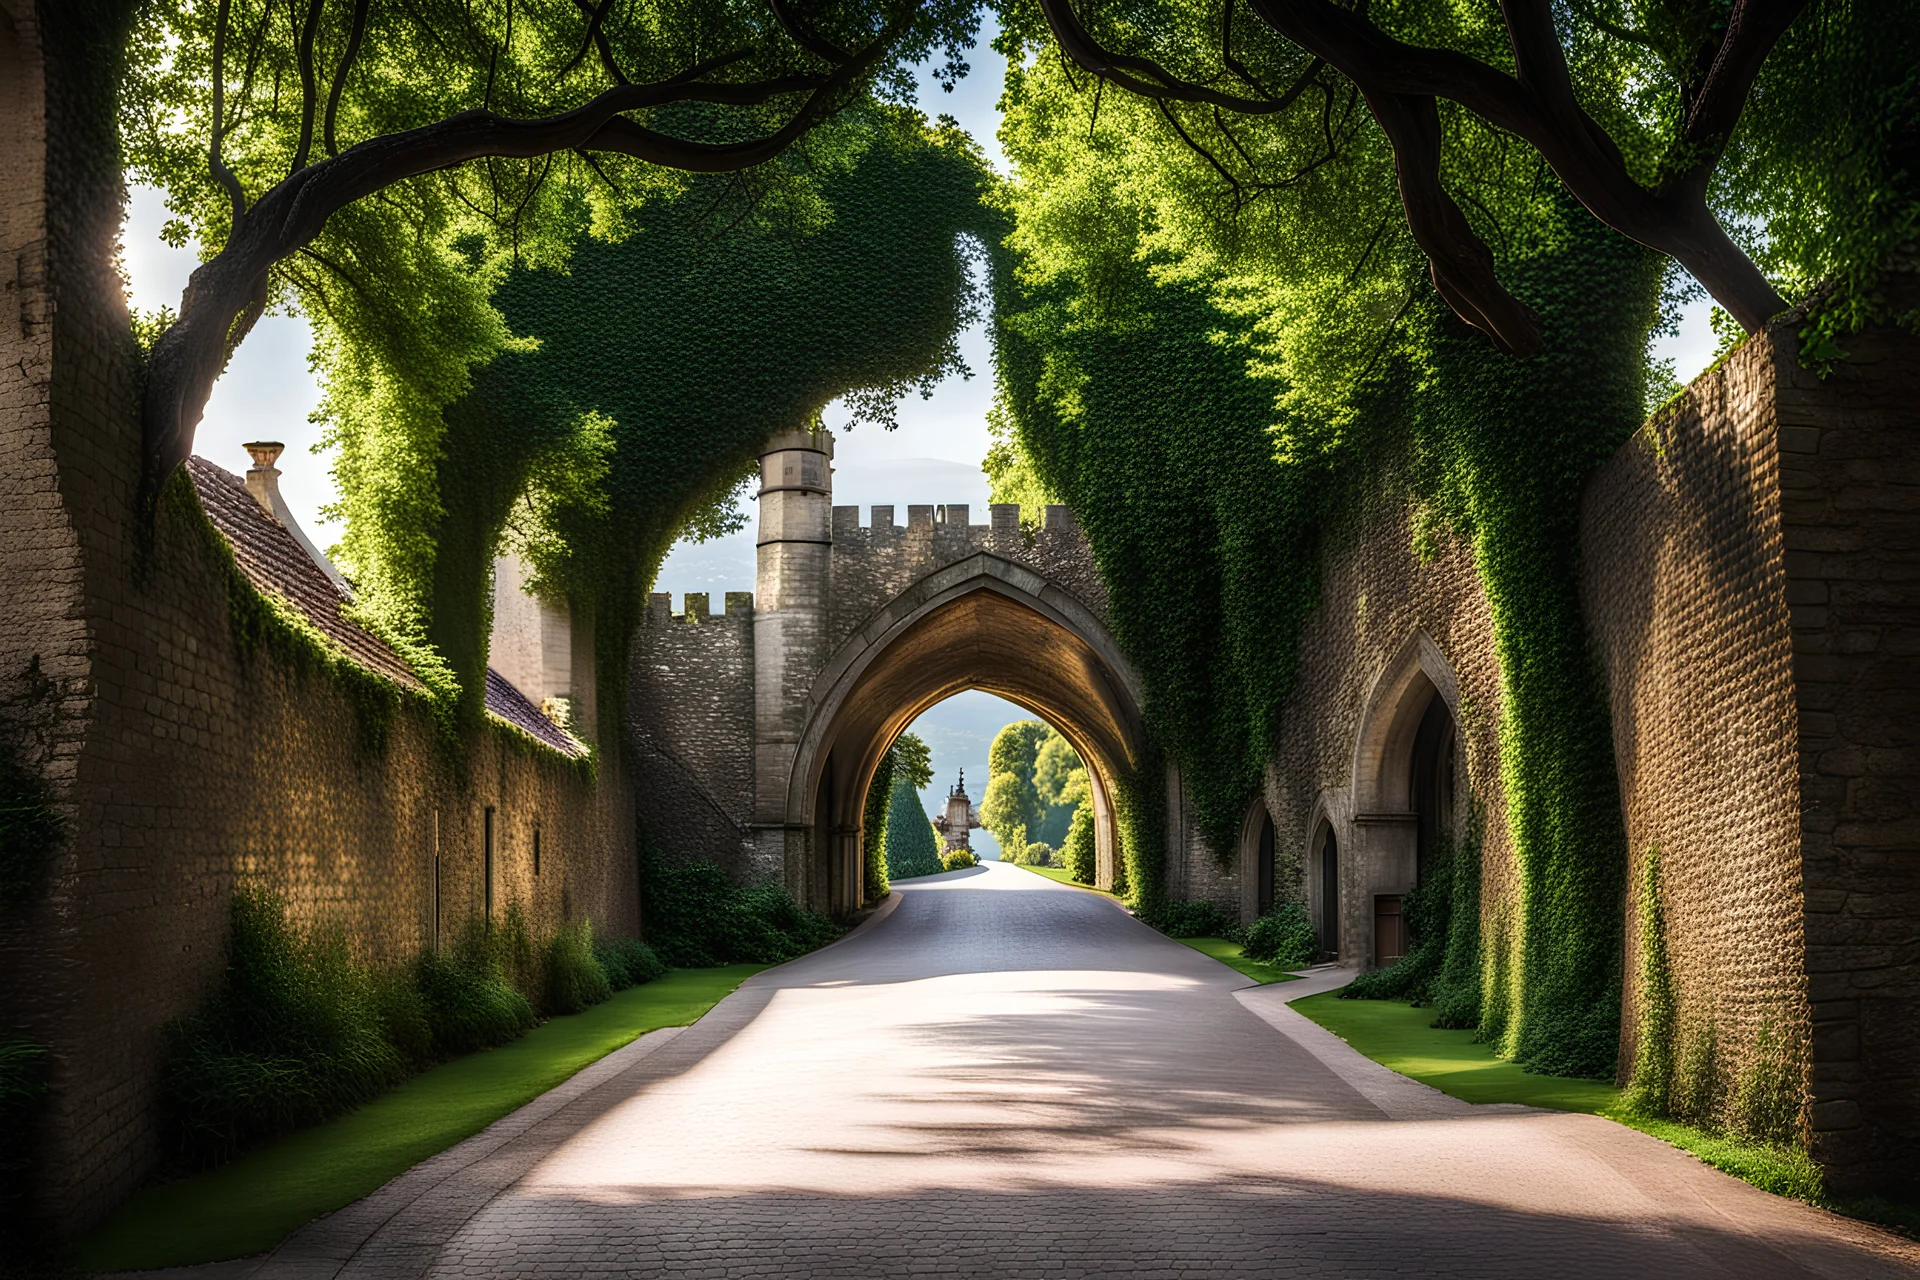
[1019,0,1917,353]
[120,0,980,496]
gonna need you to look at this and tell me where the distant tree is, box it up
[883,772,944,879]
[1062,804,1096,884]
[890,732,935,791]
[980,770,1041,851]
[1033,733,1087,809]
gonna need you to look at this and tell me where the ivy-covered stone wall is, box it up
[0,8,637,1235]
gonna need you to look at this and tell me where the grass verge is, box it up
[1293,988,1918,1238]
[1176,937,1302,985]
[78,965,764,1272]
[1291,991,1617,1112]
[1009,864,1118,896]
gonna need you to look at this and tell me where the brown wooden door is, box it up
[1374,895,1405,968]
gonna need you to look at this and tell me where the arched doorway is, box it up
[1315,822,1339,960]
[1349,632,1466,969]
[785,555,1148,914]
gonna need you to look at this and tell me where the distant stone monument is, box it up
[933,769,981,853]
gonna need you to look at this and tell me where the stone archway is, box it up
[628,427,1149,917]
[1342,631,1467,968]
[785,554,1146,915]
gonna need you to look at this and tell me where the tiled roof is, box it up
[188,456,589,759]
[484,667,588,757]
[187,457,422,690]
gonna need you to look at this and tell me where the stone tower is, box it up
[751,426,836,895]
[934,769,980,852]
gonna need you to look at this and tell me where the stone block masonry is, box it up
[628,591,757,880]
[1582,310,1920,1194]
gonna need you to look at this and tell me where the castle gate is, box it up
[628,428,1145,914]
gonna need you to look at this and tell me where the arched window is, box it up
[1317,822,1339,959]
[1255,809,1277,916]
[1408,690,1457,880]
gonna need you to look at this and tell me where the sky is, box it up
[118,20,1718,843]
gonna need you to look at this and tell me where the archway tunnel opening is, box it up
[788,579,1147,917]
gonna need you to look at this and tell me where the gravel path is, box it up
[162,860,1919,1279]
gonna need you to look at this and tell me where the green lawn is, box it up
[1176,936,1302,985]
[78,965,764,1273]
[1009,864,1118,896]
[1290,990,1618,1112]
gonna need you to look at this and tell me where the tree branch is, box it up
[210,0,250,231]
[1234,0,1789,332]
[142,14,909,494]
[289,0,326,173]
[1040,0,1307,114]
[1368,89,1541,354]
[770,0,852,63]
[323,0,370,156]
[567,0,630,85]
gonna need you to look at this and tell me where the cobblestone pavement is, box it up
[206,862,1918,1279]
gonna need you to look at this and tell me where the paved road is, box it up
[210,861,1917,1279]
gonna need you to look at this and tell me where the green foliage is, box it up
[883,772,945,880]
[1344,825,1480,1028]
[889,731,934,791]
[312,108,1001,727]
[639,842,841,967]
[1240,902,1318,969]
[980,720,1082,848]
[1622,846,1677,1118]
[163,889,408,1168]
[864,730,936,898]
[863,745,896,904]
[1722,0,1920,343]
[1144,898,1232,939]
[941,849,979,871]
[594,937,667,992]
[543,921,614,1016]
[1061,803,1096,885]
[415,943,536,1059]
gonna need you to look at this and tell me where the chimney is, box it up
[243,441,352,595]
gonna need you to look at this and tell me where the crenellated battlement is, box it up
[823,499,1102,655]
[643,590,756,628]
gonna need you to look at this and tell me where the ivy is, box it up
[321,107,1001,728]
[995,37,1663,1071]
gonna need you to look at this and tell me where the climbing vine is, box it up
[992,42,1663,1074]
[324,106,1003,728]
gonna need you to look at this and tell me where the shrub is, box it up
[1344,828,1481,1022]
[1022,840,1057,867]
[1147,898,1231,938]
[544,920,613,1015]
[416,932,536,1057]
[882,772,944,879]
[373,977,434,1068]
[941,848,978,871]
[595,936,667,990]
[162,889,406,1167]
[641,844,842,967]
[1062,804,1095,884]
[1241,902,1318,967]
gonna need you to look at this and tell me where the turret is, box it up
[752,426,836,892]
